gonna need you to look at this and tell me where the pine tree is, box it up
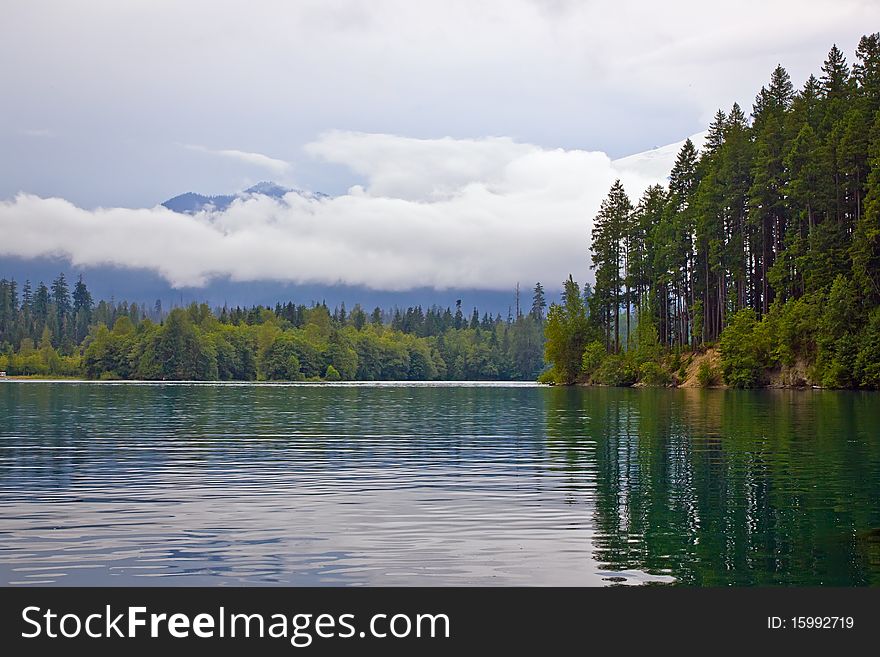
[852,111,880,302]
[51,273,71,319]
[591,180,632,352]
[72,275,94,343]
[530,282,546,320]
[821,44,852,101]
[854,33,880,112]
[544,275,590,383]
[704,110,727,155]
[72,276,93,315]
[660,139,699,347]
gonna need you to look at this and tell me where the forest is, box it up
[544,34,880,389]
[4,36,879,388]
[0,275,546,381]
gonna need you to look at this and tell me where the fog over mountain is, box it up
[2,1,871,312]
[162,182,328,214]
[0,131,703,311]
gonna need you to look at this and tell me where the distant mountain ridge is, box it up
[161,181,328,213]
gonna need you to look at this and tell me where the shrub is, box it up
[580,341,606,378]
[670,350,682,373]
[856,308,880,388]
[324,364,341,381]
[815,276,860,386]
[696,361,718,387]
[821,333,858,388]
[537,368,557,384]
[594,354,637,387]
[638,361,670,386]
[771,294,821,366]
[633,311,661,365]
[677,354,691,382]
[286,355,303,381]
[543,276,591,385]
[719,309,770,388]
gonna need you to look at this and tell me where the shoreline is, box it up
[0,377,541,386]
[0,375,862,391]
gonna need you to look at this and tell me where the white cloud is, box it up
[306,131,538,201]
[183,144,290,174]
[2,0,875,208]
[0,131,697,291]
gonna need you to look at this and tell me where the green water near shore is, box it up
[1,381,878,585]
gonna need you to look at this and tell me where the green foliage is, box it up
[594,354,637,387]
[852,110,880,302]
[557,34,880,390]
[720,309,770,388]
[591,181,633,352]
[638,361,670,386]
[8,36,880,390]
[325,337,359,380]
[820,333,859,388]
[696,361,719,387]
[137,309,218,380]
[856,308,880,387]
[544,275,592,384]
[632,310,661,365]
[324,364,341,381]
[815,275,861,387]
[670,350,682,374]
[537,368,556,384]
[580,340,606,378]
[261,335,305,380]
[1,279,553,381]
[769,294,821,366]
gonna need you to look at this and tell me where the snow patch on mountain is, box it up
[162,182,328,214]
[612,131,708,185]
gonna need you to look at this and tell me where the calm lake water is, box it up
[1,381,878,586]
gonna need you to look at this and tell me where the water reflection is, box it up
[1,382,878,586]
[543,387,880,585]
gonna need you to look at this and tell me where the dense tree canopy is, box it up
[0,278,547,381]
[545,35,880,389]
[4,36,879,390]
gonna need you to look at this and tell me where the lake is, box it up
[1,381,878,586]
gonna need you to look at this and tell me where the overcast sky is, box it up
[1,0,876,291]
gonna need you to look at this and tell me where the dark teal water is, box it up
[1,381,878,586]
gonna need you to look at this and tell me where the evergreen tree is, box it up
[591,180,632,352]
[852,110,880,302]
[453,300,463,329]
[530,282,546,320]
[820,44,851,101]
[854,33,880,112]
[544,276,591,384]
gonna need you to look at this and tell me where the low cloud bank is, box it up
[1,131,702,291]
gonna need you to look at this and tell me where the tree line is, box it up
[0,275,548,381]
[544,35,880,388]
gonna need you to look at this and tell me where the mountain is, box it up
[242,181,294,198]
[161,181,327,213]
[161,191,238,213]
[0,254,520,315]
[3,136,701,315]
[611,131,708,182]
